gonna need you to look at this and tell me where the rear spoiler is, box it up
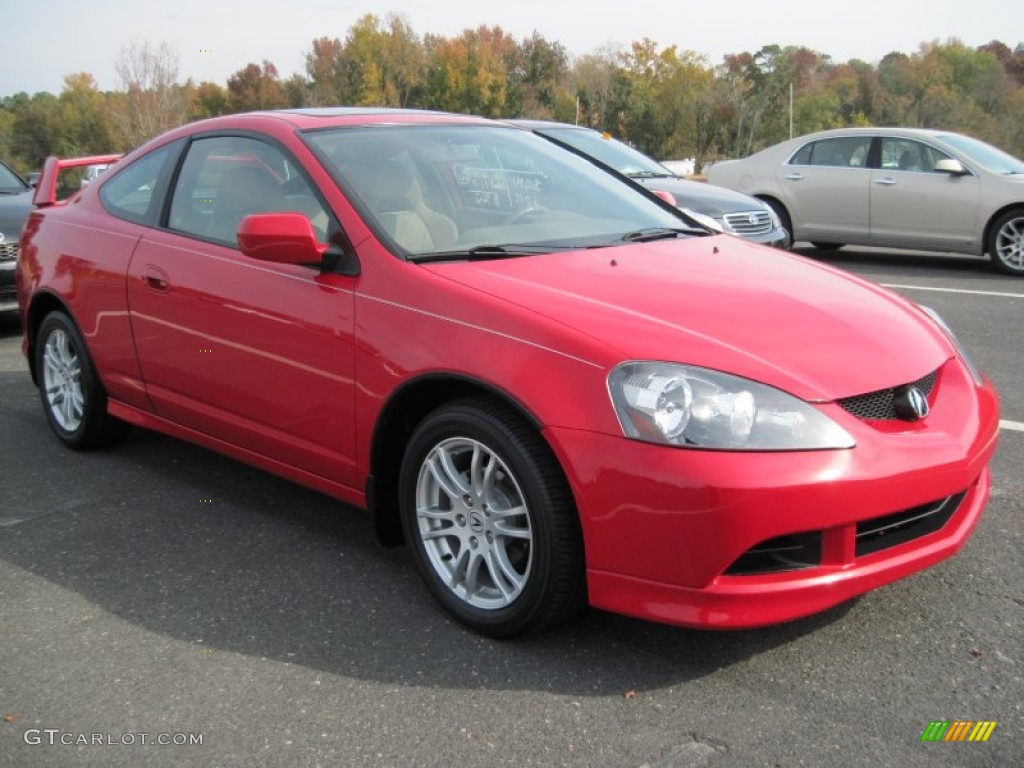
[32,153,123,208]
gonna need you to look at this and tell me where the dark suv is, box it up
[0,161,34,313]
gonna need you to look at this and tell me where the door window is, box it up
[790,136,873,168]
[168,136,331,246]
[880,138,953,173]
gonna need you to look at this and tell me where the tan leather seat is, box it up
[368,162,457,252]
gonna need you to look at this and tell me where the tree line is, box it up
[2,13,1023,176]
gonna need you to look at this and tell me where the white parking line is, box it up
[881,284,1024,299]
[878,285,1022,432]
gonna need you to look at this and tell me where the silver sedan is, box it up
[706,127,1024,275]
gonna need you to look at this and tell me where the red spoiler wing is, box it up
[32,153,124,208]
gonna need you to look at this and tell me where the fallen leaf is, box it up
[970,647,985,660]
[624,689,637,699]
[3,713,18,724]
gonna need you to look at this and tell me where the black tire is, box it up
[987,208,1024,276]
[760,197,792,249]
[35,311,130,450]
[811,242,843,251]
[399,396,586,637]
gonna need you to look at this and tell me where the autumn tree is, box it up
[10,93,66,170]
[113,40,189,147]
[226,61,288,112]
[506,32,571,118]
[305,36,345,106]
[423,25,517,116]
[186,81,230,120]
[58,73,117,154]
[570,48,621,128]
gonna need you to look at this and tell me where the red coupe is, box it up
[17,109,1000,636]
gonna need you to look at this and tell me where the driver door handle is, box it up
[142,265,169,291]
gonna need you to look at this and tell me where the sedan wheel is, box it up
[36,311,129,449]
[989,209,1024,275]
[400,397,585,637]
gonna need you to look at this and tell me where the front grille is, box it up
[855,491,965,557]
[723,210,773,235]
[0,242,18,261]
[838,369,938,420]
[724,489,966,577]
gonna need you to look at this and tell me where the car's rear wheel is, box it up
[36,311,130,450]
[399,397,586,637]
[811,242,844,251]
[988,209,1024,275]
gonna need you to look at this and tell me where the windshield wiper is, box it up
[408,244,579,263]
[615,227,707,243]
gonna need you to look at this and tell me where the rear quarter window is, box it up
[99,143,178,225]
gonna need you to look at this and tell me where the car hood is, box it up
[426,236,952,401]
[631,176,765,217]
[0,190,34,237]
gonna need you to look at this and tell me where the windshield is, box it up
[303,124,689,258]
[0,162,29,194]
[538,126,672,177]
[937,134,1024,174]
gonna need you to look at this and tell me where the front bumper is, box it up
[544,367,999,629]
[737,224,790,249]
[0,258,17,313]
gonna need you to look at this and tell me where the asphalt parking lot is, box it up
[0,246,1021,767]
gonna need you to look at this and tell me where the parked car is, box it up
[706,127,1024,275]
[25,171,41,187]
[18,109,999,637]
[0,160,34,313]
[507,120,789,248]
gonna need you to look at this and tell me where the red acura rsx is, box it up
[17,109,1000,637]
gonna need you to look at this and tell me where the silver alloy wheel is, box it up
[994,215,1024,271]
[414,436,533,609]
[42,328,84,432]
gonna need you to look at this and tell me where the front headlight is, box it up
[919,306,983,386]
[608,362,855,450]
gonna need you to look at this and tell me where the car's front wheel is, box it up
[399,397,586,637]
[35,311,130,449]
[760,197,792,249]
[988,208,1024,275]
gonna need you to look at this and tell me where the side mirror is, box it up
[651,189,678,206]
[237,213,329,265]
[934,158,968,175]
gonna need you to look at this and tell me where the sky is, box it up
[2,0,1020,97]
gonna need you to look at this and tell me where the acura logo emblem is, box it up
[894,386,929,421]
